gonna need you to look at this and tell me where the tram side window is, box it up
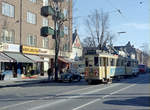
[117,59,121,66]
[110,59,115,66]
[127,61,131,67]
[85,58,88,67]
[121,60,124,66]
[94,57,99,66]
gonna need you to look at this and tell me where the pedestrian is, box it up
[47,68,53,81]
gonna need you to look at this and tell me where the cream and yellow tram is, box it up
[84,50,138,84]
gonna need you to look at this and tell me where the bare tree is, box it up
[82,36,95,47]
[84,9,115,50]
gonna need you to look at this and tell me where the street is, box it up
[0,73,150,110]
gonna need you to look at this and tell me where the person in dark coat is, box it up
[47,68,53,81]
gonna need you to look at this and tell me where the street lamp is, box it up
[117,31,126,34]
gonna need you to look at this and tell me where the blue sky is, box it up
[73,0,150,50]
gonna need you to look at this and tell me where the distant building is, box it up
[114,41,144,64]
[70,29,83,61]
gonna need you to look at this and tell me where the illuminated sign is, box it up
[0,43,20,52]
[22,46,50,55]
[22,46,39,54]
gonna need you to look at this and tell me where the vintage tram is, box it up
[84,49,138,84]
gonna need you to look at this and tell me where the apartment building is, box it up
[0,0,72,79]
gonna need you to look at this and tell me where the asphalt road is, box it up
[0,73,150,110]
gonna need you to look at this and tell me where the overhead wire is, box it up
[105,0,129,21]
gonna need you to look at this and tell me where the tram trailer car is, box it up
[84,50,138,84]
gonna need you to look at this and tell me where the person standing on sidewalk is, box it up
[47,68,53,81]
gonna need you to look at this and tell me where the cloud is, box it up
[122,23,150,30]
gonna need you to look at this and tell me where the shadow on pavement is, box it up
[103,96,150,107]
[0,79,88,89]
[0,73,150,89]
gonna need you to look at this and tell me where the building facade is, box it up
[70,30,83,61]
[0,0,72,79]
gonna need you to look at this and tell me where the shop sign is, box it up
[22,46,39,54]
[22,46,50,55]
[0,43,20,52]
[39,48,50,55]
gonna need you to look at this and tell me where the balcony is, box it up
[41,6,54,17]
[41,26,54,37]
[53,0,64,2]
[58,12,64,20]
[59,30,64,38]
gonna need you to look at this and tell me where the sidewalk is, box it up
[0,75,48,88]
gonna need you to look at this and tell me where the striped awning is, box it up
[0,53,14,62]
[24,54,46,62]
[4,52,33,63]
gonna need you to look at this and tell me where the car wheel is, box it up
[77,76,81,82]
[69,77,72,82]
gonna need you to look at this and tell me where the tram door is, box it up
[103,57,108,79]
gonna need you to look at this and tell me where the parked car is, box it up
[60,69,81,82]
[138,64,147,73]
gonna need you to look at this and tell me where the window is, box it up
[43,0,48,6]
[64,26,68,35]
[2,2,14,17]
[27,12,36,24]
[127,61,131,67]
[63,9,68,18]
[117,59,121,66]
[63,44,68,51]
[94,57,99,66]
[110,58,115,66]
[27,34,37,46]
[43,17,48,26]
[42,37,49,48]
[85,58,89,67]
[1,29,14,43]
[29,0,36,3]
[121,60,124,66]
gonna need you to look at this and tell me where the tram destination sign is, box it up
[86,49,96,55]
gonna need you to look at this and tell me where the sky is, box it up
[73,0,150,51]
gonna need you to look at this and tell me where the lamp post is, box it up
[41,0,65,81]
[20,0,22,46]
[117,31,126,35]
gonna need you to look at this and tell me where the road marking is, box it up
[28,83,120,110]
[72,84,136,110]
[0,100,34,110]
[0,83,115,110]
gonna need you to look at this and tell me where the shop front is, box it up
[58,57,74,73]
[0,43,33,80]
[22,46,50,76]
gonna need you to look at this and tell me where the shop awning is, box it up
[24,54,46,62]
[0,53,14,62]
[58,57,74,63]
[4,53,33,63]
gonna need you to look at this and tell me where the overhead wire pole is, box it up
[41,0,65,81]
[54,1,59,81]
